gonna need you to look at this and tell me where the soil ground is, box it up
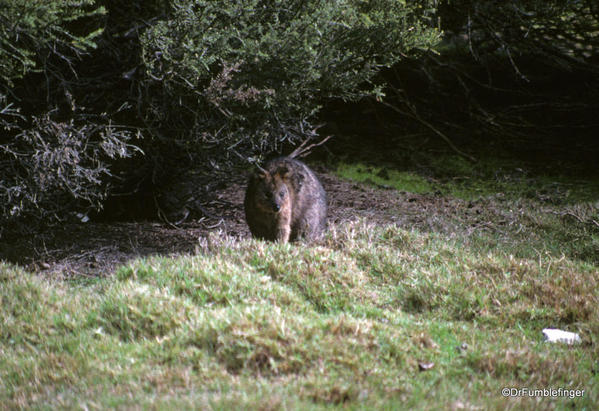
[0,165,505,279]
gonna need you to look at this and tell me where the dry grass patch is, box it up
[186,305,408,377]
[89,282,197,341]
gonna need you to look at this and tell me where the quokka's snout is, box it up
[244,157,327,243]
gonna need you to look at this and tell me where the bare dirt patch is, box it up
[0,168,515,278]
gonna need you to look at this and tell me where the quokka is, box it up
[244,157,327,243]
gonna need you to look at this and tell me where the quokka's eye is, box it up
[279,191,286,198]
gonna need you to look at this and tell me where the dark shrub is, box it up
[137,0,440,177]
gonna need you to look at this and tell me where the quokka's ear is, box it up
[276,165,290,177]
[276,165,304,188]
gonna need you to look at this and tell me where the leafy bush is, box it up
[0,0,105,86]
[0,109,134,238]
[138,0,440,169]
[0,0,134,236]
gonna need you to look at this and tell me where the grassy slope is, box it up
[2,158,599,410]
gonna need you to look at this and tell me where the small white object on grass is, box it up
[542,328,581,345]
[76,212,90,223]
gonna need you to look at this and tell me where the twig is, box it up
[154,194,182,228]
[547,210,599,229]
[246,155,268,174]
[288,135,333,159]
[379,97,477,163]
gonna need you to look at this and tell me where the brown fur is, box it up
[244,157,327,243]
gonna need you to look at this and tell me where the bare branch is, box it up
[288,134,333,159]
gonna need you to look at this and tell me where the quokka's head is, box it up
[253,169,291,214]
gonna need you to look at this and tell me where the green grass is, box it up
[336,156,599,203]
[336,163,434,193]
[2,221,598,409]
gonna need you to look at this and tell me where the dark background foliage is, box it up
[382,0,599,160]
